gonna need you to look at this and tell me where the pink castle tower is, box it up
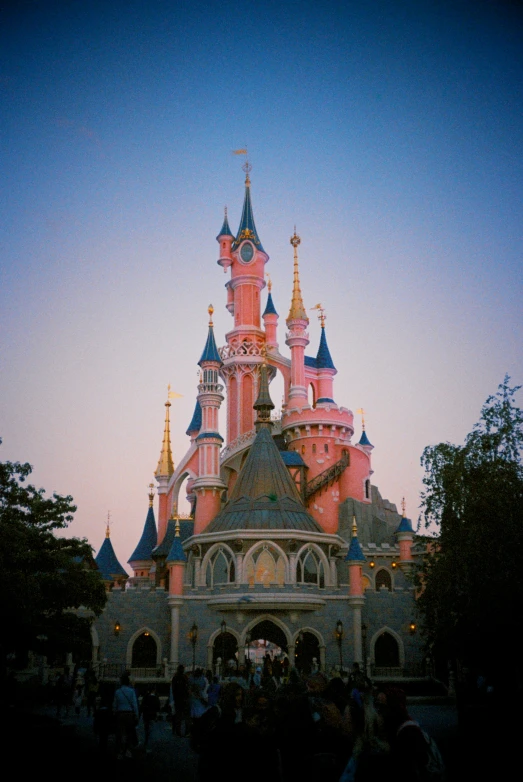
[191,305,227,535]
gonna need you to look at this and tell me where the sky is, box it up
[1,0,522,573]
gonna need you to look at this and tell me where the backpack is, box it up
[397,720,446,782]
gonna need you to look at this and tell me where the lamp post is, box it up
[335,620,344,672]
[220,619,227,678]
[189,623,198,671]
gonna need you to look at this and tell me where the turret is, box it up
[191,305,226,534]
[285,229,309,407]
[217,207,234,274]
[128,484,158,580]
[155,387,176,543]
[310,304,336,404]
[94,516,129,591]
[396,497,414,571]
[345,516,367,666]
[262,274,279,352]
[166,520,187,596]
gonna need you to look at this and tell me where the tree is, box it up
[415,376,523,687]
[0,439,107,672]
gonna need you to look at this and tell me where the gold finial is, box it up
[401,497,406,517]
[266,272,272,292]
[148,483,155,507]
[233,148,251,183]
[156,388,175,478]
[287,227,308,321]
[224,205,228,218]
[352,515,358,537]
[208,304,214,325]
[105,511,111,538]
[310,303,326,328]
[175,519,181,537]
[357,408,366,430]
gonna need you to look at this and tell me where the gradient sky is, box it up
[1,0,522,573]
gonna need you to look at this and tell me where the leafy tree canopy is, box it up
[0,439,107,668]
[415,376,523,679]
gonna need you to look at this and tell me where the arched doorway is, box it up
[295,630,320,675]
[212,631,238,675]
[374,631,400,667]
[246,619,289,676]
[131,632,157,669]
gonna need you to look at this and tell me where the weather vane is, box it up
[356,408,366,430]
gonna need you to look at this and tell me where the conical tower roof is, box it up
[155,390,175,478]
[167,520,187,563]
[128,487,158,563]
[95,529,128,580]
[232,167,264,251]
[253,363,274,430]
[198,305,222,366]
[287,229,308,321]
[263,290,278,316]
[204,426,322,533]
[344,517,366,562]
[216,206,234,239]
[316,325,336,369]
[186,399,202,436]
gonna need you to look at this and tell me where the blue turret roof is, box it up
[280,450,306,466]
[128,506,157,563]
[95,537,128,580]
[167,532,187,564]
[396,515,414,533]
[316,327,336,369]
[263,292,278,316]
[198,324,222,366]
[359,430,373,447]
[344,535,366,562]
[232,179,264,251]
[216,211,234,239]
[186,400,202,436]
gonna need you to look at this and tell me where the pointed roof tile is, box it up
[186,399,202,436]
[316,326,336,369]
[95,536,128,580]
[263,291,278,317]
[128,505,157,563]
[216,207,234,239]
[167,521,187,564]
[198,306,222,366]
[205,427,322,534]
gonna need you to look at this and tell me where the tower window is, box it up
[312,444,316,454]
[324,444,329,453]
[301,445,306,455]
[365,479,371,499]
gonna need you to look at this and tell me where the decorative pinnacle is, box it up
[105,511,111,538]
[155,386,175,478]
[310,303,326,328]
[175,519,180,537]
[401,497,406,517]
[357,408,366,430]
[242,160,252,184]
[352,516,358,537]
[266,272,272,292]
[208,304,214,326]
[148,483,155,507]
[287,227,308,321]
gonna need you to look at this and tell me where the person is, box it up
[112,671,139,760]
[170,663,191,737]
[55,666,73,718]
[206,675,221,707]
[348,663,371,694]
[251,666,262,690]
[188,667,210,739]
[140,685,161,753]
[85,668,99,717]
[339,689,390,782]
[382,687,429,782]
[93,689,114,755]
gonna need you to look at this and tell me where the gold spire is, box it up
[310,303,326,328]
[208,304,214,325]
[352,515,358,537]
[155,385,175,478]
[401,497,406,517]
[148,483,155,507]
[105,511,111,538]
[287,228,308,321]
[357,408,366,430]
[266,272,272,292]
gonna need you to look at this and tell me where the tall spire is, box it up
[357,408,373,448]
[155,386,175,478]
[287,228,308,322]
[254,361,275,431]
[217,206,234,239]
[232,161,264,251]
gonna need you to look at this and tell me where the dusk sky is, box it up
[1,0,522,573]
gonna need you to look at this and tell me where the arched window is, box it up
[362,574,372,591]
[312,443,316,454]
[365,479,371,499]
[245,546,285,586]
[375,568,392,591]
[184,552,196,587]
[205,547,235,587]
[297,548,325,588]
[131,632,157,668]
[324,443,329,453]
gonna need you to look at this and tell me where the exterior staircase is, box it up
[304,451,349,502]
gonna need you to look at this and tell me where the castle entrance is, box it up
[245,619,288,671]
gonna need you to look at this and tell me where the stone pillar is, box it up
[168,600,182,668]
[348,596,365,665]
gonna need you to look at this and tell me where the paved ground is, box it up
[7,695,480,782]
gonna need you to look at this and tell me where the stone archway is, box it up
[246,619,289,676]
[131,631,158,669]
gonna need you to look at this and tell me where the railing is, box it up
[95,663,165,681]
[305,452,349,501]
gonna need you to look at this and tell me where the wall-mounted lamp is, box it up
[409,621,417,635]
[114,621,121,636]
[391,561,397,569]
[369,560,375,568]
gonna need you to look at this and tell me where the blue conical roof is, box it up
[95,537,128,580]
[186,399,202,436]
[359,430,373,447]
[396,515,414,533]
[216,210,234,239]
[263,291,278,316]
[232,180,264,251]
[167,533,187,564]
[198,324,222,366]
[128,506,157,563]
[345,535,366,562]
[316,327,335,369]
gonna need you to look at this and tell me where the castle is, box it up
[93,164,424,680]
